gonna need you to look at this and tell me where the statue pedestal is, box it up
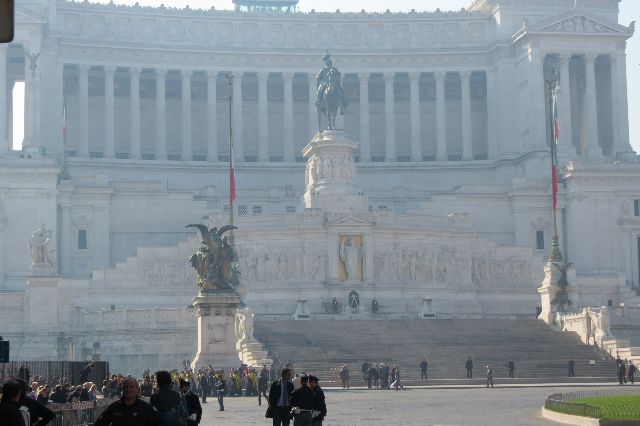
[191,292,242,371]
[538,261,575,325]
[238,340,272,366]
[418,298,436,319]
[292,299,310,320]
[25,274,60,328]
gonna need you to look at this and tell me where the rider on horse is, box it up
[316,52,346,115]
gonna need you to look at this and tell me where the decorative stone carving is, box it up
[339,235,363,282]
[29,225,57,273]
[186,224,239,293]
[236,307,255,342]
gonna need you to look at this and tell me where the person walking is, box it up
[419,358,429,381]
[628,362,636,384]
[567,357,575,378]
[616,358,626,385]
[269,368,294,426]
[94,377,161,426]
[507,358,515,379]
[486,365,494,388]
[308,376,326,426]
[258,368,269,406]
[465,357,473,379]
[179,379,202,426]
[150,371,187,426]
[339,365,350,389]
[215,372,226,411]
[289,375,314,426]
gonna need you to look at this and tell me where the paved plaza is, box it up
[195,385,615,425]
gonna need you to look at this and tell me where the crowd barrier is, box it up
[47,399,116,426]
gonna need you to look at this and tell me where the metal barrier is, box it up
[545,388,640,420]
[0,361,109,387]
[48,399,116,426]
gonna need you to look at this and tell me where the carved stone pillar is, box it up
[232,71,244,162]
[358,73,370,162]
[584,54,602,158]
[383,72,396,162]
[78,64,89,158]
[435,71,447,161]
[181,69,193,161]
[611,51,632,156]
[528,50,546,150]
[558,54,575,158]
[103,66,115,159]
[258,72,269,162]
[129,67,141,159]
[283,72,295,162]
[0,45,7,156]
[155,68,167,160]
[207,70,218,161]
[308,72,317,138]
[460,71,473,160]
[409,72,421,162]
[485,69,498,159]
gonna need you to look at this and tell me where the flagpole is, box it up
[546,78,562,262]
[59,94,71,182]
[227,74,234,228]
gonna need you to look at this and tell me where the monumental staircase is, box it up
[254,319,617,386]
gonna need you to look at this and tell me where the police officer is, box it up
[289,375,314,426]
[94,377,161,426]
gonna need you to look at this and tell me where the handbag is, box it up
[265,406,274,418]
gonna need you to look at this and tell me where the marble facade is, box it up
[0,0,639,373]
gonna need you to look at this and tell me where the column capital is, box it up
[383,72,395,81]
[129,66,142,76]
[282,72,294,81]
[408,72,421,81]
[459,70,472,80]
[358,72,369,82]
[0,44,8,52]
[206,70,218,79]
[78,64,90,74]
[155,67,167,77]
[231,70,244,79]
[103,65,116,74]
[257,71,269,81]
[180,69,193,78]
[584,52,598,63]
[558,53,573,64]
[434,71,447,79]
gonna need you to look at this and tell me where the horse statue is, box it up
[315,52,347,132]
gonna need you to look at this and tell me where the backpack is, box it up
[157,396,188,426]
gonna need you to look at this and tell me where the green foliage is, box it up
[569,395,640,420]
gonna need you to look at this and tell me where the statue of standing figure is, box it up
[315,52,347,132]
[29,225,57,270]
[339,236,362,281]
[236,307,255,341]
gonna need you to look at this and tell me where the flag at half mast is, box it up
[551,89,559,209]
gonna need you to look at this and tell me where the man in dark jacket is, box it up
[289,375,314,426]
[15,379,54,426]
[179,379,202,426]
[308,376,326,426]
[465,356,473,379]
[269,368,294,426]
[150,371,186,426]
[0,381,26,426]
[94,377,161,426]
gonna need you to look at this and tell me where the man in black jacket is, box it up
[308,376,326,426]
[94,377,161,426]
[0,381,25,426]
[15,379,54,426]
[179,379,202,426]
[150,371,186,426]
[289,375,314,426]
[268,368,294,426]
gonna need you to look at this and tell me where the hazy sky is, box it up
[13,0,640,152]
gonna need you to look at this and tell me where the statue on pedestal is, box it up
[315,52,347,132]
[29,225,57,271]
[236,307,255,341]
[186,224,239,292]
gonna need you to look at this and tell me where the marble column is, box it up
[460,71,473,160]
[23,49,42,153]
[207,71,218,161]
[558,54,574,156]
[129,67,141,159]
[0,45,7,156]
[383,72,396,162]
[358,73,371,162]
[103,66,115,159]
[485,69,498,159]
[528,50,546,150]
[257,72,269,162]
[0,214,5,288]
[155,68,167,160]
[78,64,89,158]
[409,72,421,162]
[283,72,294,162]
[584,53,602,158]
[612,51,631,155]
[308,73,317,138]
[181,69,192,161]
[232,72,244,161]
[435,71,447,161]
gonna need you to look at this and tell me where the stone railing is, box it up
[73,307,196,330]
[555,306,611,347]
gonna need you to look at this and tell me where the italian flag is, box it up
[551,91,559,209]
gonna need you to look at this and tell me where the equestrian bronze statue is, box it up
[315,52,347,132]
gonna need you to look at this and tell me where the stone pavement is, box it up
[196,385,620,425]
